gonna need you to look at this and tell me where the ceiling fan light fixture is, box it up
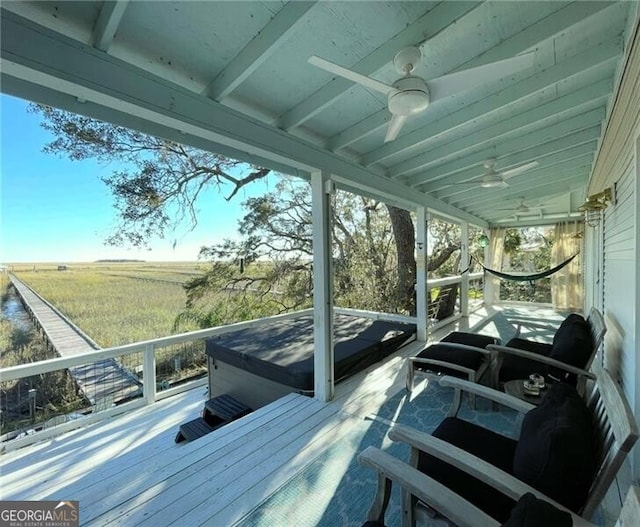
[393,46,422,74]
[388,77,430,115]
[480,174,505,188]
[309,48,533,143]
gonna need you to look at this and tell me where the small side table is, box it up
[503,379,546,406]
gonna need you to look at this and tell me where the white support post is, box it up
[143,343,156,404]
[483,231,493,306]
[460,221,470,317]
[416,207,428,342]
[311,171,334,402]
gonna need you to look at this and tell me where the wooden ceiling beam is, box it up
[92,0,129,52]
[396,77,612,182]
[203,2,317,101]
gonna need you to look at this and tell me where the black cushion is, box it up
[501,493,572,527]
[505,338,553,357]
[442,331,499,348]
[512,383,594,512]
[499,314,593,383]
[414,343,485,378]
[550,314,584,349]
[499,352,550,383]
[361,522,385,527]
[418,417,518,522]
[499,338,552,382]
[548,314,594,381]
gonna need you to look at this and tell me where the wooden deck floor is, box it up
[0,355,415,526]
[0,305,626,526]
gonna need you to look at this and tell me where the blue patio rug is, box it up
[240,381,520,527]
[239,308,575,527]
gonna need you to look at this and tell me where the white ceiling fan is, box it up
[308,47,534,142]
[438,158,539,190]
[497,197,542,214]
[476,158,539,188]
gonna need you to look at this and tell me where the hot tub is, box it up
[205,313,416,409]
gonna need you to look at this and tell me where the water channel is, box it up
[1,285,33,332]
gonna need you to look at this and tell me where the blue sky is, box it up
[0,95,275,263]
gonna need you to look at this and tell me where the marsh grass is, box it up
[5,262,289,411]
[14,262,204,347]
[11,263,214,387]
[1,263,234,434]
[0,314,87,435]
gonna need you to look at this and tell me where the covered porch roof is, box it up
[1,1,636,225]
[3,0,639,404]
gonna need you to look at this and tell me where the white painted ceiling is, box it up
[2,1,637,227]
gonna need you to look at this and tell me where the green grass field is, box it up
[13,262,205,347]
[1,262,291,433]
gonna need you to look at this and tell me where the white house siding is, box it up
[603,156,635,388]
[588,13,640,479]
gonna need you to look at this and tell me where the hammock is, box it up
[475,253,578,282]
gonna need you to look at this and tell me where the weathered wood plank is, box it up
[85,396,315,524]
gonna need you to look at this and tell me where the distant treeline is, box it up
[94,259,146,263]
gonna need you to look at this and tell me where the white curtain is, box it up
[485,227,505,305]
[551,221,583,311]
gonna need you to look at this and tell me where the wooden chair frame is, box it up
[406,342,495,393]
[358,445,639,527]
[388,363,638,526]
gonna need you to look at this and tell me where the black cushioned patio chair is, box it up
[358,439,640,527]
[406,332,500,398]
[489,307,606,389]
[389,363,637,526]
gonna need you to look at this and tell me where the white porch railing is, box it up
[427,271,484,331]
[0,307,416,452]
[0,309,314,452]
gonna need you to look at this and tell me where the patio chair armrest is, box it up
[487,345,596,379]
[409,357,476,377]
[438,375,535,414]
[407,344,494,393]
[427,342,494,355]
[357,446,498,527]
[388,424,586,520]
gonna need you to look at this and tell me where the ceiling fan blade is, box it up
[479,175,509,188]
[482,180,509,189]
[426,52,535,103]
[501,161,539,178]
[308,56,398,96]
[384,115,408,142]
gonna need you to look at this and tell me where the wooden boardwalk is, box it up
[8,275,141,404]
